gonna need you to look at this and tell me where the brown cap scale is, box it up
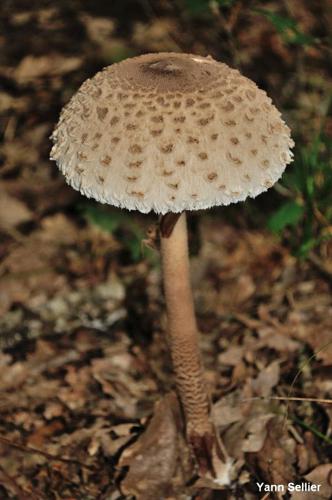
[50,53,294,485]
[51,52,293,214]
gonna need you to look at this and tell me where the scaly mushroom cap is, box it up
[51,52,294,214]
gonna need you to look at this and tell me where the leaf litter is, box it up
[1,0,332,498]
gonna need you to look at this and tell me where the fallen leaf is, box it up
[0,185,32,230]
[14,54,81,83]
[132,19,180,52]
[253,417,296,491]
[218,346,244,366]
[80,15,115,45]
[251,361,280,397]
[291,463,332,499]
[306,316,332,365]
[214,385,276,459]
[257,327,300,352]
[119,393,193,500]
[241,414,276,453]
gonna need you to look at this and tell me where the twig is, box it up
[240,395,332,405]
[0,435,96,471]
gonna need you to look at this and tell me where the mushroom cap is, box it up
[51,52,294,214]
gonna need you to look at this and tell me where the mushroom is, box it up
[50,53,294,484]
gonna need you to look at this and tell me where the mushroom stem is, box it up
[160,212,231,483]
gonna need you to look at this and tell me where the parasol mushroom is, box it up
[50,52,294,484]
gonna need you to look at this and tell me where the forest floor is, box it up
[0,1,332,499]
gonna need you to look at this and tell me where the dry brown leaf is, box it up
[0,214,78,315]
[80,14,115,45]
[91,348,157,419]
[216,274,255,314]
[215,385,276,459]
[306,316,332,366]
[296,432,319,474]
[0,185,32,230]
[14,54,81,83]
[290,464,332,499]
[257,327,300,352]
[218,346,244,366]
[304,464,332,498]
[88,424,133,458]
[132,19,180,52]
[38,213,78,244]
[0,92,28,112]
[242,414,276,453]
[254,417,296,491]
[213,396,243,427]
[251,361,280,397]
[28,420,64,448]
[119,393,193,500]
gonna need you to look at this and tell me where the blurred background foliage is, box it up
[78,0,332,260]
[1,0,331,262]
